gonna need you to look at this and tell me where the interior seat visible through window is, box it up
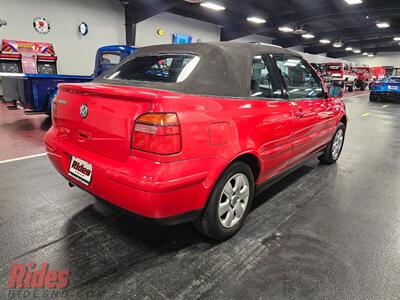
[250,55,282,99]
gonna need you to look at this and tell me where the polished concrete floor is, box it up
[0,102,50,161]
[1,93,400,299]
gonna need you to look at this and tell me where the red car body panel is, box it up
[44,80,346,220]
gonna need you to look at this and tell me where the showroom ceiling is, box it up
[121,0,400,58]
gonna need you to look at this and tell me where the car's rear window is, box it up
[104,54,200,83]
[101,52,122,65]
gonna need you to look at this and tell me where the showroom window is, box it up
[250,55,282,99]
[274,55,324,100]
[105,54,199,83]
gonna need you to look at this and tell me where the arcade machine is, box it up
[0,39,57,108]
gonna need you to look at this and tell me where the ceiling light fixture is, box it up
[302,33,315,39]
[200,2,226,11]
[376,22,390,28]
[344,0,363,4]
[319,39,331,44]
[362,52,368,55]
[333,41,344,48]
[368,54,374,57]
[278,26,294,32]
[345,46,353,51]
[394,37,400,41]
[293,27,307,35]
[247,17,266,24]
[353,49,361,54]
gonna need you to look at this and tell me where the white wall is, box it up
[0,0,125,75]
[136,12,221,47]
[346,52,400,67]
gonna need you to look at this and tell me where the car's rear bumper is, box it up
[44,127,228,222]
[370,91,400,101]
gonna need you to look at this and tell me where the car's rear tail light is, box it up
[132,113,181,155]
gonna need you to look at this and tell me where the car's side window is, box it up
[250,55,282,99]
[274,54,324,100]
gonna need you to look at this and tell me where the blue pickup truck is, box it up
[370,70,400,102]
[3,45,137,115]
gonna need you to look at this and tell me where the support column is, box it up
[125,9,136,46]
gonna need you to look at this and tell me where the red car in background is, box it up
[45,43,347,240]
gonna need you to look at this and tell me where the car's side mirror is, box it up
[328,85,343,98]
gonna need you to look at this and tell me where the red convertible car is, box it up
[45,43,347,240]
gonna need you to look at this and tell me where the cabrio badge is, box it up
[80,104,88,118]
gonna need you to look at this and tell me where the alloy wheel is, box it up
[332,128,344,160]
[218,174,250,228]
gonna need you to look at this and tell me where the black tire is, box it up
[369,95,377,102]
[360,85,365,91]
[194,161,255,241]
[319,123,346,165]
[348,84,354,92]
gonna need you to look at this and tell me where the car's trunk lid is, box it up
[54,83,152,161]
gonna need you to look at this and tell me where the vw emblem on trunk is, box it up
[80,104,88,118]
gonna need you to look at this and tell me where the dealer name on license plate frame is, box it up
[68,156,93,185]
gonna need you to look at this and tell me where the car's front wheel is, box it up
[319,123,346,165]
[194,161,254,240]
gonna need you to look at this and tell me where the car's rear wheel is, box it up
[319,123,346,165]
[194,161,254,240]
[369,95,377,102]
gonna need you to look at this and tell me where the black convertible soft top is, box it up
[95,42,301,98]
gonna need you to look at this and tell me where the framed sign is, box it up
[172,33,192,44]
[33,17,50,34]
